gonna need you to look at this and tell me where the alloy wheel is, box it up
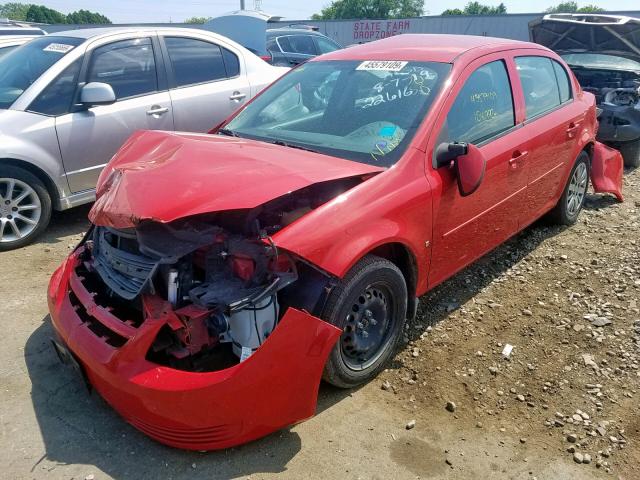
[0,178,42,243]
[566,162,588,217]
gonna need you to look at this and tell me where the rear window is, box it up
[315,36,341,54]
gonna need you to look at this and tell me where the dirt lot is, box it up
[1,168,638,480]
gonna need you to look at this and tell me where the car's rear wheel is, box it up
[618,140,640,168]
[548,151,589,226]
[322,255,407,388]
[0,165,51,251]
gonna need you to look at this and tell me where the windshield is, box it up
[561,53,640,72]
[224,60,451,166]
[0,36,83,109]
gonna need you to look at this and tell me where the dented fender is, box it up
[591,142,624,202]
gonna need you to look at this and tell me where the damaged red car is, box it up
[47,34,624,451]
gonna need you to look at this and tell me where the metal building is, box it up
[274,10,640,46]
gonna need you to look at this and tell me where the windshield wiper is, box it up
[218,128,239,137]
[271,139,320,154]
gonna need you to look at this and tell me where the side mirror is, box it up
[436,142,486,196]
[80,82,116,108]
[455,144,486,196]
[435,142,468,167]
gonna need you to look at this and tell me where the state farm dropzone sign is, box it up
[352,20,411,41]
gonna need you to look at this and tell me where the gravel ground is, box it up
[0,168,638,480]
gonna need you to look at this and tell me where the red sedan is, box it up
[47,34,623,450]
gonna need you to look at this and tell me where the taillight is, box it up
[260,54,272,63]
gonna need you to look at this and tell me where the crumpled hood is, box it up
[89,130,384,228]
[529,14,640,64]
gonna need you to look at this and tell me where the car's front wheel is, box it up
[0,165,52,251]
[322,255,407,388]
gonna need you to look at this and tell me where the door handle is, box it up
[229,91,247,101]
[566,122,581,138]
[509,150,528,168]
[146,106,169,116]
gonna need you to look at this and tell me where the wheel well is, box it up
[582,142,594,162]
[369,242,418,318]
[0,159,61,209]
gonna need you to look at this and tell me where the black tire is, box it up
[618,140,640,168]
[322,255,407,388]
[548,151,590,226]
[0,165,52,251]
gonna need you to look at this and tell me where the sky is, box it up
[4,0,639,23]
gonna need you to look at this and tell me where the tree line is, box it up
[0,2,111,24]
[312,1,605,20]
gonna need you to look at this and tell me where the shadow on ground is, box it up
[40,204,92,246]
[399,215,571,350]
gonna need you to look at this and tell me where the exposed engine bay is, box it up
[571,67,640,106]
[73,177,364,372]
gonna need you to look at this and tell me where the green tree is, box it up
[442,2,507,15]
[184,16,211,24]
[545,2,604,13]
[66,9,111,24]
[577,4,604,12]
[0,2,33,21]
[311,0,424,20]
[25,4,67,23]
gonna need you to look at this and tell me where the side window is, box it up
[552,60,571,103]
[315,36,340,54]
[165,37,228,87]
[445,60,515,145]
[221,47,240,77]
[88,38,157,100]
[29,58,82,116]
[279,35,316,55]
[266,38,278,52]
[515,56,561,118]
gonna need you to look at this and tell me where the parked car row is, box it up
[46,33,623,451]
[0,27,287,250]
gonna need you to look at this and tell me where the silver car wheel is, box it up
[566,162,588,217]
[0,177,42,243]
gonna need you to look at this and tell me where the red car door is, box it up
[513,55,585,226]
[426,53,529,288]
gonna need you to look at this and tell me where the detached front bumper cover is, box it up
[47,250,341,451]
[591,141,624,202]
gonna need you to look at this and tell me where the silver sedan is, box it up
[0,27,287,250]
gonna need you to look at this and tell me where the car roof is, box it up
[318,33,537,63]
[49,26,211,40]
